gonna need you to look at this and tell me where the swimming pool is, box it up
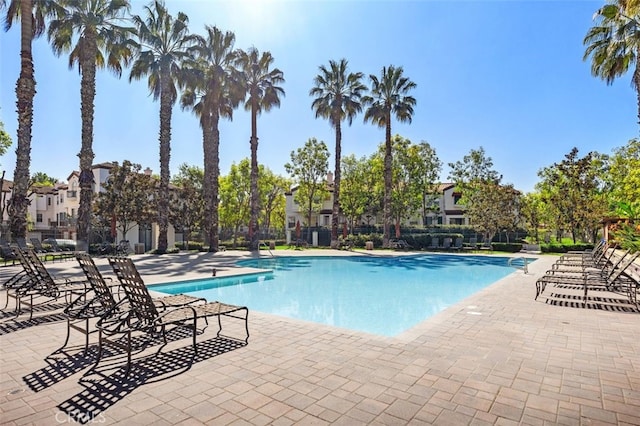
[150,254,526,337]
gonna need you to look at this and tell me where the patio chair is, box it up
[581,251,640,308]
[30,237,70,262]
[535,250,639,305]
[47,239,75,261]
[427,237,440,250]
[66,253,204,353]
[463,237,477,252]
[0,239,18,265]
[479,238,493,251]
[556,240,611,266]
[96,256,249,373]
[6,248,88,318]
[442,238,452,250]
[550,243,617,273]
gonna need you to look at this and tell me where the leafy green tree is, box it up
[48,0,134,248]
[5,0,60,238]
[412,141,441,226]
[363,65,416,247]
[181,26,243,252]
[284,138,330,241]
[0,118,12,159]
[340,154,371,230]
[448,147,501,184]
[310,58,366,248]
[584,1,640,124]
[448,147,505,243]
[95,160,156,240]
[31,172,57,186]
[170,163,204,249]
[258,166,289,237]
[236,47,285,251]
[376,135,424,237]
[520,192,544,243]
[537,148,609,243]
[607,138,640,203]
[129,0,195,253]
[219,159,251,248]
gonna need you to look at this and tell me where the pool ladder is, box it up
[259,241,274,257]
[508,256,529,274]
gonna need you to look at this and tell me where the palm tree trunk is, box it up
[206,110,221,252]
[157,66,171,253]
[10,0,35,240]
[201,112,214,251]
[634,58,640,126]
[383,111,392,248]
[249,97,260,251]
[76,34,98,249]
[330,120,342,249]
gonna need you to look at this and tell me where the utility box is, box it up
[134,243,145,254]
[366,241,374,250]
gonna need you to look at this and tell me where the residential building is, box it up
[0,162,175,251]
[284,176,470,240]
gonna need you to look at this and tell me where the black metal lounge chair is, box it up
[68,253,205,353]
[94,256,249,373]
[6,248,87,318]
[536,251,640,306]
[30,238,70,262]
[0,239,18,265]
[427,237,440,250]
[463,237,478,252]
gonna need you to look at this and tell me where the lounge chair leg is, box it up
[94,330,104,370]
[125,331,132,375]
[84,318,90,353]
[192,317,197,355]
[61,318,72,350]
[243,308,249,343]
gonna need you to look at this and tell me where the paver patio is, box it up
[0,250,638,425]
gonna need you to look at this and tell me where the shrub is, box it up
[541,243,594,253]
[491,243,522,253]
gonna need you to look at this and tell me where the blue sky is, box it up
[0,0,637,193]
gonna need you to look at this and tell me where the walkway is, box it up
[1,250,638,425]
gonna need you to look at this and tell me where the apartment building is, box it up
[1,162,174,251]
[284,175,470,239]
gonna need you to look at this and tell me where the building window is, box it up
[323,216,330,226]
[449,218,465,225]
[36,213,42,223]
[437,216,443,225]
[453,193,462,204]
[47,197,51,206]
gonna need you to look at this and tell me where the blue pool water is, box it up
[150,254,525,337]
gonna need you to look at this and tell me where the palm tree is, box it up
[310,59,366,248]
[180,26,243,252]
[130,0,194,253]
[4,0,61,239]
[363,65,416,247]
[584,0,640,124]
[47,0,133,249]
[236,47,285,251]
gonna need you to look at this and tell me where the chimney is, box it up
[144,167,152,176]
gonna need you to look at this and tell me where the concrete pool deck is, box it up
[0,249,639,425]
